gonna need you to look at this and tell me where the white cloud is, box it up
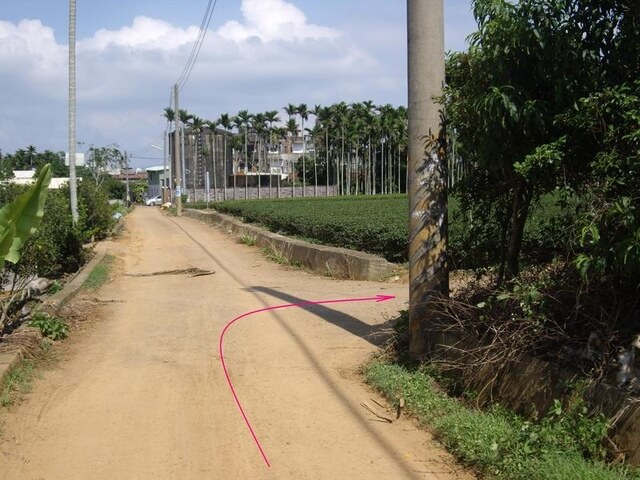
[218,0,338,43]
[0,19,66,95]
[0,0,407,166]
[79,16,200,51]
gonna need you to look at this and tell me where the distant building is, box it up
[9,170,70,189]
[146,166,169,198]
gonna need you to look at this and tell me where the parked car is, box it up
[145,195,162,206]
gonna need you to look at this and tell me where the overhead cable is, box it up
[176,0,219,91]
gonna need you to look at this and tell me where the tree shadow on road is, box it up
[244,286,396,347]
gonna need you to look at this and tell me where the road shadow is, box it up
[244,286,397,347]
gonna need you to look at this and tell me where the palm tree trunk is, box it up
[388,145,393,194]
[233,150,237,200]
[325,128,329,197]
[341,127,345,196]
[277,156,281,198]
[212,133,217,202]
[223,133,227,201]
[367,137,372,195]
[244,132,248,199]
[397,144,401,194]
[355,143,360,195]
[257,136,261,200]
[301,118,306,197]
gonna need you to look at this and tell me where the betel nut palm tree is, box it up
[297,103,309,195]
[218,113,233,200]
[234,110,252,198]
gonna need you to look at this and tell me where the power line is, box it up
[176,0,219,91]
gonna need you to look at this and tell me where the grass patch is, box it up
[239,234,257,246]
[262,245,290,265]
[261,244,304,269]
[1,359,37,407]
[365,360,638,479]
[82,254,115,291]
[365,312,639,479]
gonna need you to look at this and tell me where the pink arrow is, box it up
[218,293,396,467]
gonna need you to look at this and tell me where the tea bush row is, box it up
[204,194,570,266]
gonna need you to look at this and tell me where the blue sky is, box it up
[0,0,477,168]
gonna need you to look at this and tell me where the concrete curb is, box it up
[183,209,401,281]
[0,348,24,391]
[46,242,109,311]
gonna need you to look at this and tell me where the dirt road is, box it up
[0,208,470,479]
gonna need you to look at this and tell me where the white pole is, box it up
[68,0,78,223]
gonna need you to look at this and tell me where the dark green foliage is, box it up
[131,180,148,203]
[14,188,84,276]
[561,81,640,286]
[294,155,328,186]
[102,176,127,200]
[2,176,114,278]
[77,181,115,242]
[446,0,637,279]
[2,147,68,177]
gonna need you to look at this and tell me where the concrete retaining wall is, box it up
[183,209,400,281]
[430,328,640,465]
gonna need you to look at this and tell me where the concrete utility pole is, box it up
[173,84,183,216]
[407,0,449,356]
[68,0,79,224]
[163,129,168,203]
[124,151,130,206]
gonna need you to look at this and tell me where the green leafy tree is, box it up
[445,0,637,280]
[132,180,149,204]
[85,144,125,187]
[77,180,114,241]
[103,176,127,200]
[0,151,14,180]
[563,81,640,285]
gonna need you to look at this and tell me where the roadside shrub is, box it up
[12,189,84,276]
[102,176,126,200]
[77,181,115,241]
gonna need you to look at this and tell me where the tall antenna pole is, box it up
[68,0,79,223]
[174,84,183,216]
[407,0,448,355]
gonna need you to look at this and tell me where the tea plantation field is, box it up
[189,194,565,266]
[209,195,410,262]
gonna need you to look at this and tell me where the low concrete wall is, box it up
[183,209,400,281]
[46,243,109,311]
